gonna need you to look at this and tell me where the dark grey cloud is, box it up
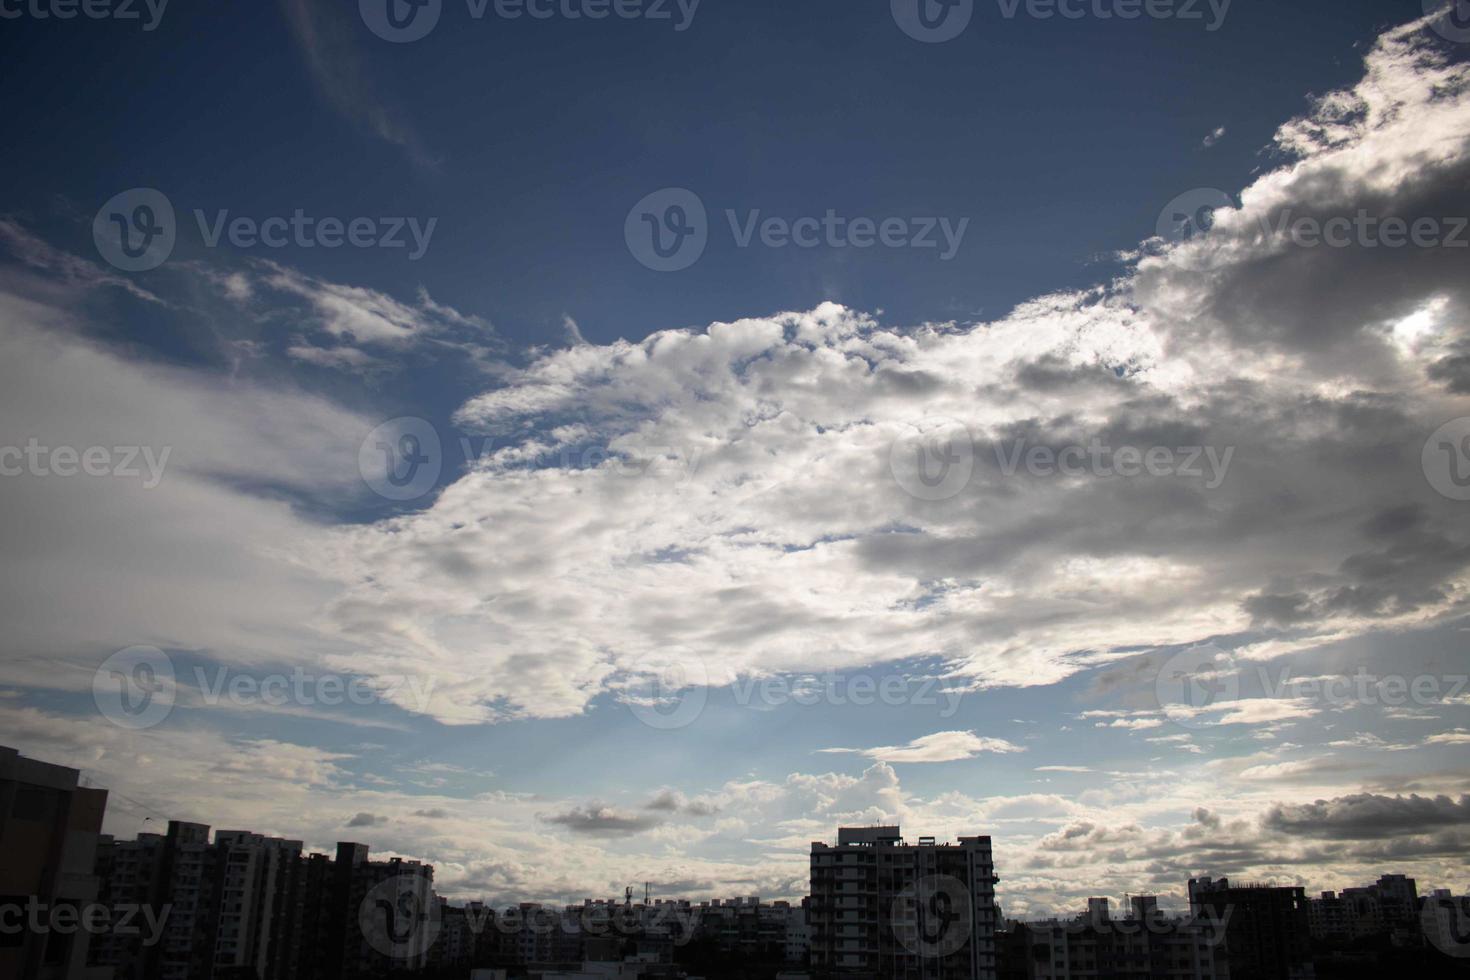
[1427,346,1470,394]
[1262,793,1470,839]
[644,789,683,812]
[644,789,722,817]
[347,812,389,828]
[540,803,662,837]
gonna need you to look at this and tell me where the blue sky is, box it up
[1,0,1469,916]
[0,0,1421,342]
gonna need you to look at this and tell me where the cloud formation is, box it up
[819,731,1025,763]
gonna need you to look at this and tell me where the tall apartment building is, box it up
[1187,878,1312,980]
[810,825,1000,980]
[90,820,305,980]
[0,746,110,980]
[326,841,437,979]
[91,824,436,980]
[89,829,166,978]
[211,830,304,977]
[1008,895,1226,980]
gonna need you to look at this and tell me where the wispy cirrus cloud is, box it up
[0,217,163,304]
[276,0,438,169]
[819,731,1026,764]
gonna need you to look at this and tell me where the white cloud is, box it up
[819,731,1025,764]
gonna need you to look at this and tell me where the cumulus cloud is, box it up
[303,13,1470,726]
[1262,793,1470,839]
[6,15,1465,734]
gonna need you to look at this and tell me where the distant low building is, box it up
[1002,894,1226,980]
